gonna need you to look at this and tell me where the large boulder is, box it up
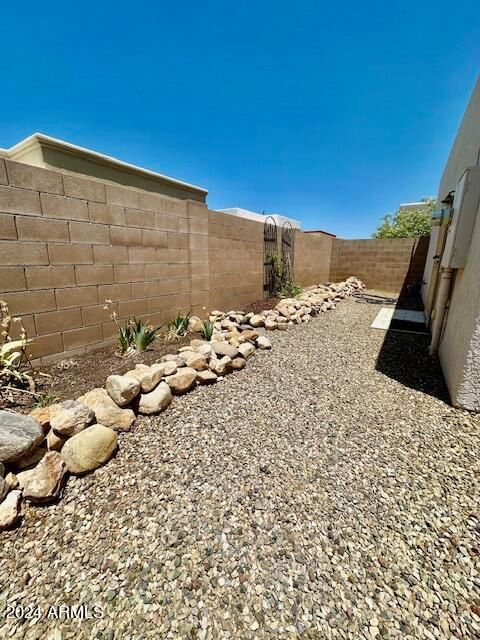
[238,343,255,359]
[0,479,6,502]
[256,336,272,350]
[17,452,67,504]
[49,400,95,436]
[161,353,188,367]
[231,357,246,370]
[0,463,7,502]
[211,342,239,359]
[0,490,22,531]
[61,425,118,474]
[239,329,259,343]
[14,446,47,470]
[77,389,135,432]
[0,411,44,463]
[151,361,177,377]
[165,367,197,395]
[188,315,204,332]
[197,343,213,357]
[209,356,232,376]
[138,382,172,415]
[29,407,51,431]
[196,370,217,385]
[190,339,208,350]
[124,366,162,393]
[46,429,67,452]
[185,352,208,371]
[249,314,265,328]
[105,375,141,407]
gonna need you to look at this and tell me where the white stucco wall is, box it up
[437,77,480,201]
[439,201,480,409]
[423,77,480,311]
[423,76,480,409]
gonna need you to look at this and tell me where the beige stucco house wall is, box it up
[1,134,208,203]
[423,75,480,410]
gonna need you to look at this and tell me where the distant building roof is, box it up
[303,229,337,237]
[1,133,208,202]
[399,201,431,211]
[216,208,301,229]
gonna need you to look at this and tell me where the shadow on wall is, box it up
[373,238,451,404]
[395,237,430,309]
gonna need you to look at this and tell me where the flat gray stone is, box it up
[0,411,44,464]
[49,400,95,436]
[211,342,239,359]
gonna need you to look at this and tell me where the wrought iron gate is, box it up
[263,216,277,297]
[281,221,295,282]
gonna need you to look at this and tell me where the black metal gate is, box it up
[263,216,277,297]
[281,221,295,282]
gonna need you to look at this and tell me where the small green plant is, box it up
[0,300,34,393]
[104,300,162,355]
[268,251,303,298]
[130,318,162,351]
[200,320,214,341]
[34,392,62,408]
[167,310,192,340]
[278,281,303,298]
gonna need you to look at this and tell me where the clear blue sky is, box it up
[1,1,479,238]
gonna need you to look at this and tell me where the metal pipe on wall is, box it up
[429,268,454,355]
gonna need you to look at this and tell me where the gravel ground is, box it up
[1,299,479,640]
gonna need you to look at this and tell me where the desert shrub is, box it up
[104,300,162,355]
[0,300,34,393]
[167,310,192,340]
[278,280,303,298]
[35,392,62,408]
[268,251,303,298]
[200,320,214,341]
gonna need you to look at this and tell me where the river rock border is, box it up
[0,276,364,531]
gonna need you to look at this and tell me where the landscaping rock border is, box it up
[0,276,364,531]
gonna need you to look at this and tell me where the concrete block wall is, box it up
[294,230,333,287]
[208,210,263,311]
[0,158,200,363]
[0,157,430,362]
[329,237,429,293]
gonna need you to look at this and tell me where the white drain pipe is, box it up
[429,268,453,355]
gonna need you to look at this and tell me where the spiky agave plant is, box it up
[167,310,192,340]
[104,300,162,355]
[200,320,215,341]
[130,318,162,352]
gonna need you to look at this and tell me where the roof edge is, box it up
[7,133,208,195]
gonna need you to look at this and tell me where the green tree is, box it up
[372,198,435,238]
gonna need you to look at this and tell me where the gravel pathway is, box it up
[1,299,479,640]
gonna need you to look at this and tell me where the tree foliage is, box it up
[372,198,435,238]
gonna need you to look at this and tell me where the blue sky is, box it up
[0,1,479,238]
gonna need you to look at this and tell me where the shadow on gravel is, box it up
[375,327,451,403]
[368,239,451,403]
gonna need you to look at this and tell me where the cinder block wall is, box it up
[329,237,429,293]
[294,231,333,287]
[0,159,206,363]
[0,157,429,362]
[208,210,263,311]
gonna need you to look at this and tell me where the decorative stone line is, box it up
[0,276,364,531]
